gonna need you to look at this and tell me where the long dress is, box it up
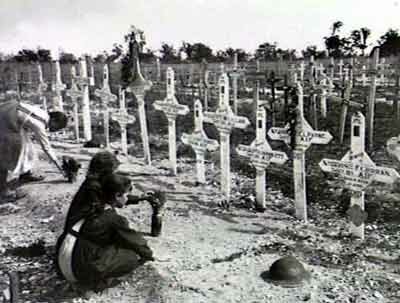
[56,177,154,285]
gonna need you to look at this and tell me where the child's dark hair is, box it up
[88,151,121,179]
[102,173,132,203]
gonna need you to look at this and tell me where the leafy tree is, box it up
[180,42,214,62]
[349,27,371,56]
[14,49,39,62]
[378,28,400,57]
[59,52,78,64]
[159,43,180,63]
[324,21,351,57]
[301,45,326,59]
[37,48,52,62]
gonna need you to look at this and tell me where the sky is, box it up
[0,0,399,57]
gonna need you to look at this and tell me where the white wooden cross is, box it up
[65,66,82,142]
[299,61,305,82]
[94,64,118,148]
[228,52,242,114]
[75,57,93,141]
[268,81,332,221]
[181,100,219,183]
[338,59,344,80]
[156,57,161,82]
[153,67,190,175]
[320,112,399,239]
[110,87,136,155]
[328,57,335,80]
[126,31,153,165]
[36,62,48,111]
[50,59,66,111]
[204,73,250,203]
[236,107,288,210]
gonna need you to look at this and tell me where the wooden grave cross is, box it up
[245,64,267,123]
[126,32,153,166]
[227,52,243,114]
[328,57,335,80]
[110,87,136,155]
[65,66,83,142]
[315,71,335,118]
[320,112,399,239]
[74,57,94,141]
[181,100,219,184]
[329,79,364,144]
[236,107,288,211]
[265,71,282,127]
[50,59,67,111]
[268,81,332,221]
[36,62,49,111]
[203,73,250,203]
[94,64,118,148]
[153,67,190,175]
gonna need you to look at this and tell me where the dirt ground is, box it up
[0,138,400,303]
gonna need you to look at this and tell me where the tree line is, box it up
[1,21,400,64]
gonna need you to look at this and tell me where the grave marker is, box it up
[236,107,288,210]
[75,57,93,141]
[36,62,48,111]
[50,59,66,111]
[111,87,136,155]
[65,66,82,142]
[367,47,379,151]
[94,64,118,148]
[126,26,152,165]
[204,73,250,202]
[268,81,332,221]
[153,67,189,175]
[181,100,219,183]
[320,112,399,239]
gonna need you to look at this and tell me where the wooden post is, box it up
[111,88,136,155]
[269,81,332,221]
[367,48,379,151]
[154,67,189,175]
[230,52,239,114]
[204,73,250,203]
[94,64,117,149]
[236,108,287,210]
[77,57,92,141]
[181,100,219,183]
[36,62,48,111]
[65,66,82,142]
[51,59,66,111]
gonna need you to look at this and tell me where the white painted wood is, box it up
[320,112,400,239]
[153,67,189,175]
[204,73,250,202]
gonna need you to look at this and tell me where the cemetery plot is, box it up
[320,112,399,239]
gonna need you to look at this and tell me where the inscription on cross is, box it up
[154,67,189,175]
[320,112,399,239]
[204,73,250,203]
[236,107,288,211]
[181,100,219,184]
[268,81,332,221]
[94,64,118,148]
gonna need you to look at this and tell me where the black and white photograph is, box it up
[0,1,400,302]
